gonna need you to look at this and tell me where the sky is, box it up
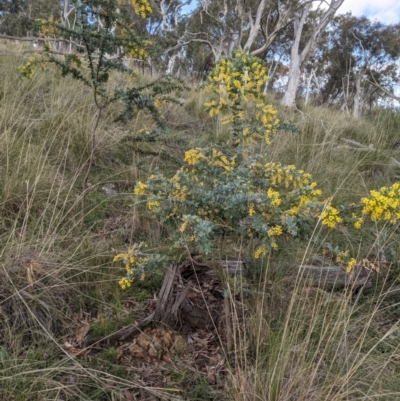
[339,0,400,24]
[182,1,400,25]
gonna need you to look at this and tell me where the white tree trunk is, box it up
[281,3,311,107]
[166,54,177,75]
[304,70,313,105]
[243,0,267,51]
[282,55,302,107]
[353,73,363,118]
[281,0,344,107]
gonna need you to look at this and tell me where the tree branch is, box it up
[367,75,400,103]
[0,34,84,48]
[162,37,214,55]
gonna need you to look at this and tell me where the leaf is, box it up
[63,341,90,358]
[75,321,90,347]
[123,390,135,401]
[206,365,216,384]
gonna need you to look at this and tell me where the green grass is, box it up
[1,47,400,400]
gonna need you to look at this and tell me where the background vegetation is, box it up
[1,1,400,400]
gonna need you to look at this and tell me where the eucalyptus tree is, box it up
[0,0,61,37]
[156,0,344,87]
[280,0,344,107]
[153,0,314,78]
[315,14,400,115]
[187,0,305,59]
[146,0,194,74]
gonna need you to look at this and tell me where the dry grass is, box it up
[1,49,400,400]
[226,253,400,401]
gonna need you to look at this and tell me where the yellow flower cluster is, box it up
[113,244,155,290]
[250,103,279,145]
[184,148,205,165]
[321,246,357,271]
[203,51,279,145]
[267,225,283,237]
[37,16,58,38]
[18,54,48,78]
[256,162,323,219]
[254,246,266,259]
[118,277,133,290]
[353,216,363,229]
[360,182,400,223]
[267,188,281,207]
[134,181,147,194]
[183,148,235,172]
[248,204,255,216]
[211,149,235,172]
[130,0,152,18]
[335,249,349,264]
[119,26,148,59]
[125,41,147,60]
[147,200,160,210]
[179,221,187,232]
[264,162,314,189]
[320,205,342,228]
[18,56,37,79]
[203,99,223,117]
[171,183,188,202]
[205,54,266,98]
[114,247,136,274]
[346,258,357,273]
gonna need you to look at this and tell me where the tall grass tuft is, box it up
[227,254,400,401]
